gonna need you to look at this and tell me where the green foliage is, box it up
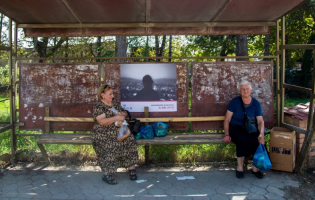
[0,96,10,122]
[284,97,310,107]
[184,35,236,59]
[0,65,9,86]
[0,130,11,154]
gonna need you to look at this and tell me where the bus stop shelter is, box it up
[0,0,314,173]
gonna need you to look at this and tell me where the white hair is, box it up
[237,80,252,90]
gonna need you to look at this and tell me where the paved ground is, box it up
[0,163,300,200]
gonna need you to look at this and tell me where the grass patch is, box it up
[284,97,309,107]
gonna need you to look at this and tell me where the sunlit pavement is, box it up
[0,163,299,200]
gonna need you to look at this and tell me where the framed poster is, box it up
[120,63,177,112]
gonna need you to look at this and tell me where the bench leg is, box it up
[145,145,149,165]
[38,144,51,164]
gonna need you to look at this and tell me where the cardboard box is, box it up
[269,127,296,172]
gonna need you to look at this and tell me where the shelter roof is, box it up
[0,0,307,37]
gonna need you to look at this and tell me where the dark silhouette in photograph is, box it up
[134,75,160,101]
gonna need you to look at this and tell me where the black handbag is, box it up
[130,119,141,135]
[240,97,258,134]
[124,110,141,135]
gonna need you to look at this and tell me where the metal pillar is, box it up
[8,19,17,165]
[295,49,315,173]
[144,107,149,165]
[280,16,285,126]
[276,20,280,126]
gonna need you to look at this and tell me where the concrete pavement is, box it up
[0,163,300,200]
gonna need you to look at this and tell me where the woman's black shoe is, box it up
[236,170,244,179]
[129,169,137,181]
[251,170,264,179]
[102,175,117,185]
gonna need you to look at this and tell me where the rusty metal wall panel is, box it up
[24,28,146,37]
[19,63,101,131]
[104,63,121,100]
[104,63,189,130]
[24,27,270,37]
[191,62,274,130]
[209,26,269,35]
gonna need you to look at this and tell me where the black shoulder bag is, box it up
[125,110,141,135]
[240,97,258,134]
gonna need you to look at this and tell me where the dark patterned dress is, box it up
[91,99,139,176]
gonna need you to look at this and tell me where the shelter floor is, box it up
[0,163,308,200]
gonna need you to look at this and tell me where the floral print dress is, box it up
[91,100,139,176]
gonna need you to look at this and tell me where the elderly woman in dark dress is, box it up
[223,80,265,179]
[92,84,139,185]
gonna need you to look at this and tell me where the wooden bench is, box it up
[37,107,226,164]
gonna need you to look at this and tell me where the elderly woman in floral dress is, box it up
[91,84,139,185]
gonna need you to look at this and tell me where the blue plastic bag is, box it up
[134,132,143,140]
[253,144,272,170]
[153,122,169,137]
[139,125,154,139]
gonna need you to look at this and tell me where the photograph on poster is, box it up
[120,63,177,112]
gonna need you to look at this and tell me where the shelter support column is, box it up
[144,107,150,165]
[295,49,315,173]
[9,19,17,165]
[280,16,285,126]
[276,19,280,126]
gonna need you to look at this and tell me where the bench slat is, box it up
[37,133,225,145]
[44,116,225,122]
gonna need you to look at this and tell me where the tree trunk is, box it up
[115,36,127,62]
[168,35,172,62]
[159,35,166,57]
[96,36,102,62]
[144,36,149,62]
[263,34,270,61]
[33,37,48,62]
[155,36,159,62]
[0,13,3,44]
[155,35,166,62]
[236,35,248,61]
[285,35,290,69]
[65,37,68,62]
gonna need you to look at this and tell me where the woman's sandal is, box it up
[102,175,117,185]
[129,169,137,181]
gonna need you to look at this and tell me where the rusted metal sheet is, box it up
[215,0,307,22]
[104,63,189,130]
[1,0,305,24]
[0,0,78,23]
[66,0,145,23]
[210,26,269,35]
[0,0,306,37]
[24,27,270,37]
[149,0,226,22]
[19,63,101,131]
[191,62,274,130]
[24,28,146,37]
[104,63,121,100]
